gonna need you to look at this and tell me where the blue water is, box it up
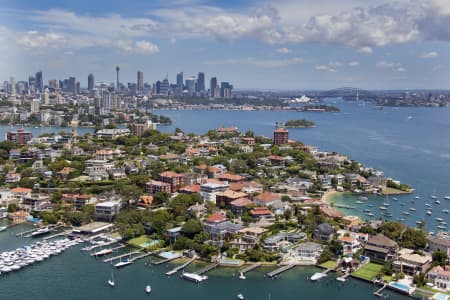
[153,101,450,230]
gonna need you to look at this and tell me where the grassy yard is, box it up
[352,263,383,281]
[319,260,337,269]
[382,187,413,195]
[128,235,162,250]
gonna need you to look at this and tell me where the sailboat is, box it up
[108,271,115,287]
[239,272,246,280]
[145,285,151,294]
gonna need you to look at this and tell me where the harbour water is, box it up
[0,223,411,300]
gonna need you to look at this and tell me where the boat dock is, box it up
[240,263,261,275]
[165,257,196,276]
[16,224,63,237]
[111,244,127,251]
[82,240,117,252]
[336,273,351,282]
[153,255,181,265]
[103,251,141,263]
[267,264,296,278]
[130,252,152,262]
[195,262,219,275]
[373,284,387,297]
[43,230,72,240]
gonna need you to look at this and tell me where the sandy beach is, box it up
[321,189,344,203]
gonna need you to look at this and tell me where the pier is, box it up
[240,263,261,275]
[103,251,141,263]
[43,230,72,240]
[165,257,196,276]
[373,284,387,297]
[130,252,152,262]
[336,273,351,282]
[266,264,296,278]
[81,240,117,252]
[195,262,219,275]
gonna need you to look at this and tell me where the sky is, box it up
[1,0,450,90]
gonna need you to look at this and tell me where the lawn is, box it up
[319,260,337,269]
[128,235,162,250]
[352,263,383,281]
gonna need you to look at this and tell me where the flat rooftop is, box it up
[74,222,113,233]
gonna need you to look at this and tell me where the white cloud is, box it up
[18,31,65,49]
[205,57,304,68]
[276,47,291,54]
[117,40,159,54]
[315,65,337,72]
[421,51,438,58]
[348,61,360,67]
[376,60,406,72]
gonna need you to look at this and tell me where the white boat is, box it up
[310,272,327,281]
[444,195,450,200]
[91,248,113,257]
[114,260,132,268]
[435,200,441,204]
[0,226,7,232]
[31,227,51,237]
[181,272,208,283]
[392,197,398,201]
[431,195,438,199]
[355,201,364,204]
[402,211,410,215]
[239,272,246,280]
[408,207,417,211]
[379,206,388,211]
[426,210,432,215]
[146,285,151,294]
[436,218,444,222]
[237,294,244,300]
[365,212,374,217]
[108,271,115,287]
[437,225,447,230]
[358,196,368,201]
[416,220,423,225]
[425,203,431,207]
[442,209,449,214]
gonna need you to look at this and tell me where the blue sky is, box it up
[1,0,450,90]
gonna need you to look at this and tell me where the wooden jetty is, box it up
[373,284,387,297]
[43,230,72,240]
[267,264,296,278]
[131,252,152,262]
[336,273,351,282]
[195,263,219,275]
[240,263,261,275]
[166,257,196,276]
[103,251,141,263]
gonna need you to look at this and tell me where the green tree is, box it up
[432,250,449,266]
[181,219,203,239]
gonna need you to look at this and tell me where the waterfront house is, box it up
[363,234,398,263]
[321,207,344,219]
[166,226,182,242]
[95,128,130,139]
[203,213,243,244]
[392,249,432,276]
[230,227,267,253]
[338,236,361,255]
[428,235,450,256]
[296,242,323,264]
[253,191,282,207]
[263,231,307,252]
[427,265,450,290]
[95,201,120,222]
[313,223,335,243]
[62,194,94,210]
[8,210,29,224]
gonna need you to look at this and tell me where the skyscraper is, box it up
[197,72,205,93]
[185,77,196,96]
[176,72,183,92]
[115,66,120,91]
[10,77,16,96]
[160,77,170,96]
[88,73,94,91]
[273,127,289,145]
[35,70,43,93]
[221,82,233,98]
[210,77,217,97]
[68,77,76,94]
[31,99,40,114]
[137,71,144,91]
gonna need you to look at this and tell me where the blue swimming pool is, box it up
[389,282,415,295]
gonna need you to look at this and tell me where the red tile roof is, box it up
[230,197,253,207]
[254,191,281,203]
[250,207,272,216]
[206,213,226,223]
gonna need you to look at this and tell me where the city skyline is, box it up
[1,0,450,89]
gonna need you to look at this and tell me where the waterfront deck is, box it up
[165,257,196,276]
[130,252,152,262]
[195,262,219,275]
[103,251,141,263]
[267,264,296,278]
[373,284,387,297]
[240,263,261,275]
[43,229,72,240]
[336,273,351,282]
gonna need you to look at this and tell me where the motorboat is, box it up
[435,200,441,204]
[310,272,327,281]
[108,271,115,287]
[0,226,7,232]
[146,285,151,294]
[442,209,449,214]
[426,210,432,215]
[436,218,444,222]
[181,272,208,283]
[114,259,132,268]
[408,207,417,211]
[355,201,364,204]
[237,294,244,300]
[365,212,374,217]
[239,272,246,280]
[392,197,398,201]
[402,211,410,216]
[425,204,431,207]
[444,195,450,200]
[379,206,388,211]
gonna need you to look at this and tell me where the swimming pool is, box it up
[389,282,416,295]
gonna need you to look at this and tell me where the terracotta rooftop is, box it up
[159,171,183,178]
[206,213,226,223]
[218,173,244,182]
[274,128,288,133]
[254,191,281,202]
[230,197,253,207]
[250,207,273,216]
[11,187,32,194]
[216,190,248,199]
[180,184,201,193]
[367,234,398,248]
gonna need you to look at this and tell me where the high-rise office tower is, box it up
[10,77,16,96]
[137,71,144,91]
[185,77,196,96]
[210,77,217,97]
[115,66,120,91]
[176,72,183,92]
[88,73,94,91]
[31,99,40,114]
[197,72,205,93]
[221,82,233,98]
[160,77,170,96]
[68,77,76,94]
[35,70,43,93]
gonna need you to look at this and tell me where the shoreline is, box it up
[321,190,348,204]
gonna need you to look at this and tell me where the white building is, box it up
[200,182,229,202]
[95,201,120,222]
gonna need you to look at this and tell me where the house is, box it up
[159,171,185,193]
[95,201,120,222]
[249,207,273,218]
[267,155,285,165]
[427,265,450,290]
[321,207,344,219]
[392,249,432,275]
[313,223,335,242]
[203,213,243,244]
[253,192,282,207]
[8,210,29,224]
[217,173,244,183]
[62,194,94,210]
[338,236,361,255]
[96,128,130,139]
[428,235,450,256]
[296,242,323,264]
[230,227,267,253]
[146,180,171,194]
[363,234,398,262]
[109,168,127,180]
[230,197,253,215]
[241,181,264,194]
[215,190,248,208]
[262,231,307,252]
[56,167,75,180]
[166,226,182,241]
[137,195,153,209]
[200,181,229,202]
[5,172,21,183]
[183,172,208,186]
